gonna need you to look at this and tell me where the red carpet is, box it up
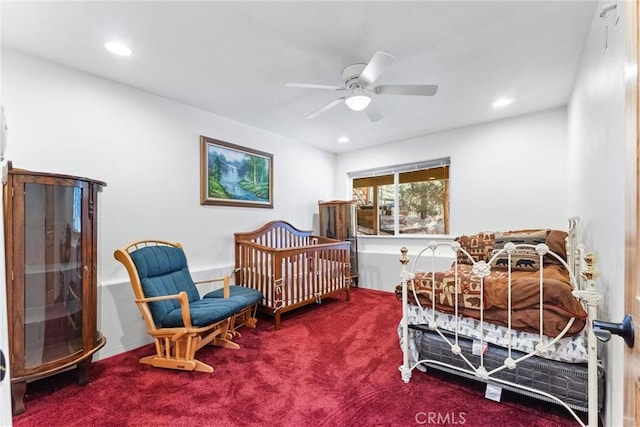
[13,288,580,426]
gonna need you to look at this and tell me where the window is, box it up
[350,158,450,235]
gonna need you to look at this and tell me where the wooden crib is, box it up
[234,220,351,329]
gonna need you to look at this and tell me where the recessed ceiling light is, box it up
[104,41,132,57]
[492,98,514,108]
[337,136,349,143]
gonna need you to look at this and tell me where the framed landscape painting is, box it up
[200,136,273,208]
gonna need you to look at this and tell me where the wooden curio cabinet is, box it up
[3,162,106,415]
[318,200,358,286]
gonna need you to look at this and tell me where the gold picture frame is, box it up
[200,136,273,208]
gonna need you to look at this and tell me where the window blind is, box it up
[350,157,450,188]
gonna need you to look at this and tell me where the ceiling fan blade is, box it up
[359,51,396,85]
[306,98,345,120]
[373,84,439,96]
[365,102,383,122]
[286,82,343,91]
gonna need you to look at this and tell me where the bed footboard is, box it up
[398,219,602,427]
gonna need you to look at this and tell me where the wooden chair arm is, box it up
[135,291,193,328]
[194,274,232,298]
[170,330,189,342]
[135,293,183,304]
[193,275,228,285]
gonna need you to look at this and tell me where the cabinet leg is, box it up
[77,358,92,386]
[11,380,27,416]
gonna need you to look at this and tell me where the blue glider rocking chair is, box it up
[114,240,262,373]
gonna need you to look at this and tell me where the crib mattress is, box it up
[412,325,604,413]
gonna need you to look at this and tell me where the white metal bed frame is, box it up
[399,217,601,426]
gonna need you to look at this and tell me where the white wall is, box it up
[2,47,337,358]
[568,2,630,426]
[336,108,570,292]
[357,235,455,292]
[336,108,569,235]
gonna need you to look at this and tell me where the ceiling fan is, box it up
[286,51,438,122]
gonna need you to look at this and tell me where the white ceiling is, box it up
[1,1,599,153]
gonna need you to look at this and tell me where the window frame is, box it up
[349,158,450,236]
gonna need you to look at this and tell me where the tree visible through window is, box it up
[351,160,449,235]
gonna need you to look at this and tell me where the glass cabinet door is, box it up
[343,204,358,277]
[23,182,83,367]
[318,201,359,281]
[320,205,337,239]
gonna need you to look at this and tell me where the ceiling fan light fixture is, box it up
[345,94,372,111]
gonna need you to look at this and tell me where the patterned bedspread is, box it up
[395,263,587,337]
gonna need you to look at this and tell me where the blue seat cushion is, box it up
[204,286,263,306]
[161,296,247,328]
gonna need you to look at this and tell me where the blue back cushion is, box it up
[130,245,201,326]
